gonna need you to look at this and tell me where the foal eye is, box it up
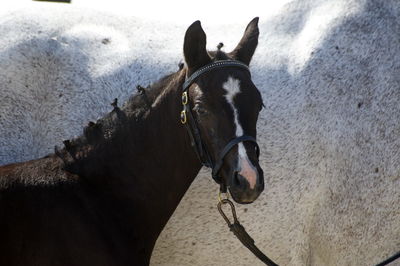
[196,108,208,116]
[194,105,209,116]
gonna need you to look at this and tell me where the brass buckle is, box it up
[218,191,230,202]
[182,91,188,105]
[180,110,187,124]
[217,198,238,226]
[181,92,188,124]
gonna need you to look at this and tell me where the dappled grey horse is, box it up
[1,0,399,265]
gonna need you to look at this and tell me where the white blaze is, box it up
[222,76,258,189]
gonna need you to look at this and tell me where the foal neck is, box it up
[58,68,202,236]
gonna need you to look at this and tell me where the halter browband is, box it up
[183,60,250,92]
[180,60,260,191]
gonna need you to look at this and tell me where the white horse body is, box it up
[1,1,399,265]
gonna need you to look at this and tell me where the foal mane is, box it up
[55,48,230,176]
[55,67,186,175]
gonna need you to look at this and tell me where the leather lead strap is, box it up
[375,251,400,266]
[218,199,279,266]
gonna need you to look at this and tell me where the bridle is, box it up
[180,60,260,192]
[180,60,400,266]
[180,60,279,266]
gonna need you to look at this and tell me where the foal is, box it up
[0,18,263,265]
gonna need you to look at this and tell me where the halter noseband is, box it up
[180,60,260,192]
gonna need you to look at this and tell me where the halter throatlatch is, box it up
[180,60,260,191]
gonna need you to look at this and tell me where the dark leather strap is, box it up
[212,135,259,181]
[375,251,400,266]
[183,60,250,92]
[218,199,279,266]
[182,103,213,168]
[229,222,278,266]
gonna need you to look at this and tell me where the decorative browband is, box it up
[183,60,250,92]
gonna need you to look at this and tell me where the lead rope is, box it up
[375,251,400,266]
[217,195,279,266]
[217,195,400,266]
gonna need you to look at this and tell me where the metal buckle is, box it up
[181,92,188,124]
[217,198,238,226]
[182,91,188,105]
[218,190,230,202]
[180,110,187,124]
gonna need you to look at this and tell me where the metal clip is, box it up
[182,91,188,105]
[217,198,238,226]
[180,110,187,124]
[218,191,230,202]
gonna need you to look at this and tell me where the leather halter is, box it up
[180,60,260,192]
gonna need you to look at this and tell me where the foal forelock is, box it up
[222,76,258,189]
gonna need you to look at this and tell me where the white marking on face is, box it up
[222,76,258,189]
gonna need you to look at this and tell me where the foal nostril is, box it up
[233,171,249,189]
[233,171,241,187]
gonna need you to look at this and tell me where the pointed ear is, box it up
[183,21,211,73]
[229,17,259,65]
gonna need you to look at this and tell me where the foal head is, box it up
[182,18,264,204]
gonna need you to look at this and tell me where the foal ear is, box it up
[229,17,259,65]
[183,21,211,72]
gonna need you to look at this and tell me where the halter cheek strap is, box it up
[181,96,213,168]
[180,60,260,190]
